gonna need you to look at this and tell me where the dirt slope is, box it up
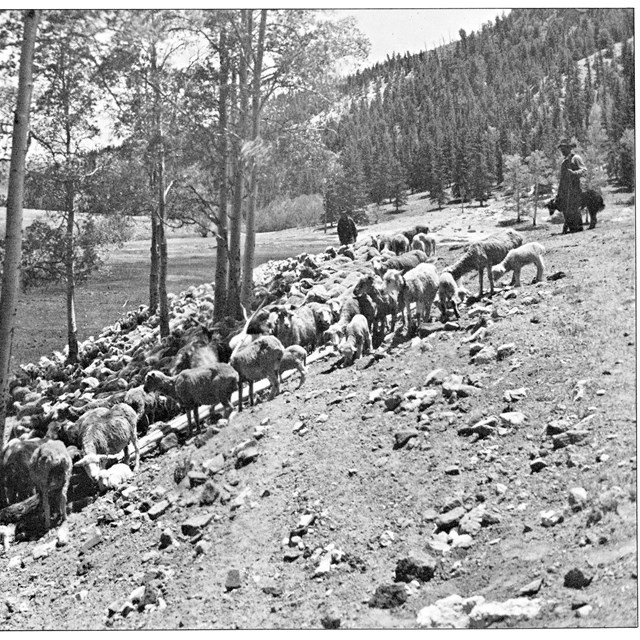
[0,189,636,630]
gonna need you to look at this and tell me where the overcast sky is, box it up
[339,8,511,67]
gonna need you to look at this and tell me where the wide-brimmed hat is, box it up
[557,137,576,148]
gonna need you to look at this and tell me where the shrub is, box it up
[256,194,324,232]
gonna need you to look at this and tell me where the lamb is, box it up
[271,304,317,353]
[279,345,308,388]
[390,233,410,255]
[323,296,360,348]
[229,335,285,411]
[491,242,546,287]
[411,232,437,257]
[144,364,238,434]
[73,403,141,484]
[384,262,440,333]
[438,271,468,321]
[0,438,40,507]
[338,314,372,366]
[445,230,523,297]
[28,439,72,531]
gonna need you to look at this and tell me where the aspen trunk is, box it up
[0,9,39,442]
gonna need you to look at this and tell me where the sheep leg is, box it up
[268,373,280,400]
[296,364,307,388]
[185,410,193,436]
[249,381,255,407]
[478,267,484,297]
[536,256,545,282]
[58,478,69,524]
[40,486,51,531]
[193,406,201,433]
[487,266,496,297]
[513,267,521,287]
[131,433,140,472]
[237,378,244,412]
[451,297,460,319]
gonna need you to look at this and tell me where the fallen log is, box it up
[0,494,40,524]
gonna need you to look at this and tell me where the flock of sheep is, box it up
[0,219,548,540]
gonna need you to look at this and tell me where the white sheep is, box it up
[411,232,437,257]
[491,241,546,287]
[73,403,140,484]
[279,345,308,388]
[144,363,238,434]
[438,271,468,321]
[338,314,372,366]
[384,262,440,333]
[229,335,285,411]
[28,439,72,531]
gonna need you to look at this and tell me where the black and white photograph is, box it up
[0,5,636,630]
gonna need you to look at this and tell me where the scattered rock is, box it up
[530,458,548,473]
[159,433,179,453]
[394,430,419,449]
[540,510,564,528]
[496,343,516,361]
[436,506,466,531]
[552,430,590,450]
[159,529,176,550]
[203,454,225,476]
[468,597,542,628]
[564,568,593,589]
[568,487,588,511]
[147,499,171,521]
[313,552,333,577]
[225,569,242,591]
[368,584,408,609]
[187,470,208,488]
[576,604,593,618]
[444,465,460,476]
[503,387,527,402]
[499,411,526,427]
[417,594,485,628]
[261,580,283,597]
[195,540,211,556]
[235,446,260,468]
[424,369,447,386]
[200,480,221,506]
[320,609,341,629]
[181,513,214,537]
[395,552,437,583]
[384,394,403,412]
[472,346,497,364]
[519,578,543,596]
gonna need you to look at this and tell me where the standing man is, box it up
[556,137,587,233]
[337,211,358,246]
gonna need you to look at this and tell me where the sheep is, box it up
[279,345,308,388]
[491,242,546,287]
[28,439,72,531]
[390,233,410,255]
[323,296,360,348]
[229,335,285,411]
[124,385,160,435]
[445,230,523,298]
[384,262,440,333]
[0,438,40,507]
[306,301,335,336]
[438,271,468,321]
[144,364,238,434]
[411,232,437,257]
[271,305,317,353]
[338,314,372,366]
[402,225,431,243]
[353,272,398,341]
[73,403,141,484]
[373,249,429,277]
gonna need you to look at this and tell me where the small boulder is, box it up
[564,568,592,589]
[368,584,408,609]
[395,552,437,583]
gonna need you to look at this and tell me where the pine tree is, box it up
[525,149,552,226]
[503,153,531,222]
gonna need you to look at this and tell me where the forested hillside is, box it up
[299,8,634,216]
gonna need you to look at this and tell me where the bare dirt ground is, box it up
[0,188,636,630]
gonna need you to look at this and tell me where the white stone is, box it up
[569,487,588,510]
[469,597,542,628]
[499,411,527,427]
[417,594,485,628]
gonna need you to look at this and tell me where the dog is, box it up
[546,189,605,232]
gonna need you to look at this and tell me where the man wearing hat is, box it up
[555,137,587,233]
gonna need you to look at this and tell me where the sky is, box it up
[339,8,511,67]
